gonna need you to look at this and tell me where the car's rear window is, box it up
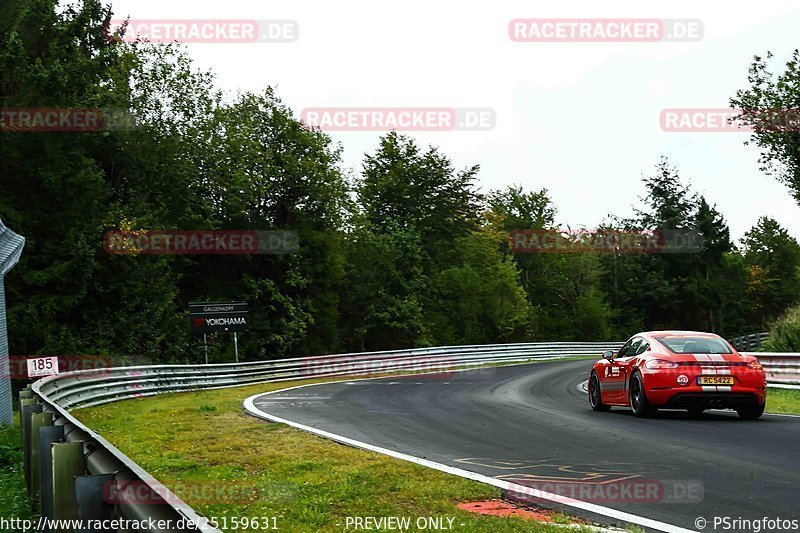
[656,336,733,354]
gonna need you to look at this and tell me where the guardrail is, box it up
[24,342,621,532]
[22,342,799,532]
[742,352,800,387]
[729,332,768,351]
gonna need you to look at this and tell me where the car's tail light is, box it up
[645,359,679,369]
[747,359,763,370]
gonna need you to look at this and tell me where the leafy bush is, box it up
[762,305,800,352]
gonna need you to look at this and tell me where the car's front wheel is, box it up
[589,373,611,412]
[629,371,656,418]
[736,403,765,420]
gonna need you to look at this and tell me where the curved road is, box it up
[246,360,799,532]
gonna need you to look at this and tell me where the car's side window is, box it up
[617,337,642,359]
[616,339,634,358]
[635,341,649,356]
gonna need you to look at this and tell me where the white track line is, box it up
[244,381,697,533]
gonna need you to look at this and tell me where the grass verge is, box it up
[766,387,800,414]
[74,375,594,533]
[0,413,36,523]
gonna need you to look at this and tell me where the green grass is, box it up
[0,414,36,523]
[766,387,800,414]
[74,377,597,533]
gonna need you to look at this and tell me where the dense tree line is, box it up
[2,1,799,364]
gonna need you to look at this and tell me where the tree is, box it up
[0,0,185,360]
[360,132,481,267]
[730,50,800,205]
[762,304,800,352]
[684,197,736,333]
[740,217,800,328]
[339,221,427,351]
[487,186,614,340]
[424,228,533,345]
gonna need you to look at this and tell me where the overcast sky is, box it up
[109,0,800,242]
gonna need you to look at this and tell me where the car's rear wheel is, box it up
[736,403,765,420]
[629,371,655,418]
[589,373,611,412]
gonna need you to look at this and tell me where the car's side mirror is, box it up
[602,350,615,361]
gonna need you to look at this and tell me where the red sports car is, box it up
[588,331,767,419]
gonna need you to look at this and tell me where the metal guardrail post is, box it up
[31,411,54,510]
[40,425,66,526]
[21,400,41,493]
[18,393,34,442]
[52,441,86,532]
[75,474,116,532]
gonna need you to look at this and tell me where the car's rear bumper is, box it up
[660,392,763,409]
[642,368,766,408]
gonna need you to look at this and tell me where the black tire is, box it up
[736,403,765,420]
[589,373,611,412]
[629,371,656,418]
[687,406,705,418]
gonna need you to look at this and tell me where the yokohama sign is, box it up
[189,301,249,334]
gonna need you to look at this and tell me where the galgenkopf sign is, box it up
[189,301,249,335]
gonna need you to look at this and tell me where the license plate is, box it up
[697,376,734,385]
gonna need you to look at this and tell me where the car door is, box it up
[603,337,642,403]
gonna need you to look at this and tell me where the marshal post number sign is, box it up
[189,301,249,335]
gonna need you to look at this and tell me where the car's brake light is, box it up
[747,359,763,370]
[645,359,679,369]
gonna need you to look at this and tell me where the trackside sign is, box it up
[189,301,249,335]
[27,356,59,378]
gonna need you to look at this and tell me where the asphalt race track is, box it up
[247,360,800,532]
